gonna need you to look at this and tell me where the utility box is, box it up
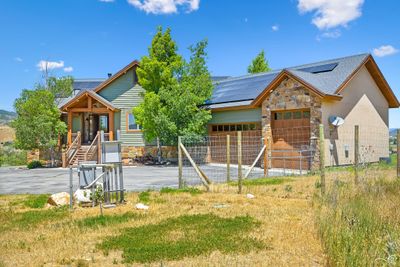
[101,141,122,164]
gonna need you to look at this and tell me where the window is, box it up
[127,113,141,131]
[293,111,302,119]
[284,112,292,120]
[210,123,260,132]
[303,111,310,118]
[274,112,283,120]
[99,115,108,132]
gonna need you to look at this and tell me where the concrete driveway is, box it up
[0,165,180,194]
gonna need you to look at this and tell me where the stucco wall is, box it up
[322,66,389,166]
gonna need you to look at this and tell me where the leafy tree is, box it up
[12,89,67,166]
[133,27,212,160]
[45,76,74,104]
[247,50,271,74]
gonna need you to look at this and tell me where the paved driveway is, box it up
[0,165,180,194]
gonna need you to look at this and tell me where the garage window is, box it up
[211,123,260,132]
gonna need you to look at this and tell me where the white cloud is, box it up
[297,0,364,30]
[36,60,64,71]
[63,66,74,72]
[271,25,279,31]
[321,30,341,38]
[99,0,115,2]
[373,45,399,57]
[127,0,200,14]
[14,57,23,62]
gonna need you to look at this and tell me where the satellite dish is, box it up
[329,116,345,127]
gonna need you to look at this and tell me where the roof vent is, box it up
[107,73,112,78]
[329,116,345,127]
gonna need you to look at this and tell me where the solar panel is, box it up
[298,63,338,74]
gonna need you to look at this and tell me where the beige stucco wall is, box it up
[322,66,389,166]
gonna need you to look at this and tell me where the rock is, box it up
[47,192,70,206]
[135,203,149,210]
[74,189,92,203]
[246,193,255,199]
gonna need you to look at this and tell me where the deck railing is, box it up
[84,131,100,162]
[62,132,81,168]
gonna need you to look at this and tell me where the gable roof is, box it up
[93,60,139,93]
[209,53,399,109]
[60,90,118,111]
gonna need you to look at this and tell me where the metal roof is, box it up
[73,79,106,91]
[209,53,369,106]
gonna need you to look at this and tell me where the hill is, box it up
[390,128,398,137]
[0,109,16,125]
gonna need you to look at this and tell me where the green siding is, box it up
[72,114,82,132]
[209,108,262,124]
[98,68,145,146]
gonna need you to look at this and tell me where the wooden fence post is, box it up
[397,129,399,178]
[238,131,243,194]
[226,134,231,182]
[178,136,183,188]
[319,124,325,195]
[354,125,359,184]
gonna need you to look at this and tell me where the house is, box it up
[59,53,399,168]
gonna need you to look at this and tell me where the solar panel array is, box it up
[298,63,338,74]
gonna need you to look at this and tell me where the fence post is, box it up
[354,125,359,184]
[319,124,325,195]
[238,131,243,194]
[226,134,231,182]
[397,129,399,178]
[178,136,183,188]
[69,167,73,210]
[263,132,268,177]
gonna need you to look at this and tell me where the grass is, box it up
[160,187,202,195]
[229,177,293,186]
[99,213,266,263]
[75,212,143,229]
[316,177,400,266]
[21,194,49,208]
[0,207,68,232]
[137,190,151,204]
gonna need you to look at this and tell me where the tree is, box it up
[12,89,67,166]
[45,76,74,104]
[133,27,212,161]
[247,50,271,74]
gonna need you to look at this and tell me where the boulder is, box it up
[74,189,92,203]
[135,203,149,210]
[47,192,70,206]
[246,193,255,199]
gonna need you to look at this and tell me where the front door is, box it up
[83,113,99,144]
[271,109,311,170]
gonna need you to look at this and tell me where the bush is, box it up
[0,144,27,167]
[27,160,42,169]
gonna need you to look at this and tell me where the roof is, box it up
[209,53,371,107]
[60,90,118,111]
[73,79,106,91]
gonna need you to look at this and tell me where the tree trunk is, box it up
[156,137,162,163]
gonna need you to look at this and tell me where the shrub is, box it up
[27,160,42,169]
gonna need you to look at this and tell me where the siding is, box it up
[98,68,145,146]
[209,108,262,124]
[72,114,82,132]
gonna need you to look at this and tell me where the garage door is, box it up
[271,109,311,170]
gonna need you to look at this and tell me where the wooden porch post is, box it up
[67,111,72,145]
[109,111,114,141]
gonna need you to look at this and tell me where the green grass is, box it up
[75,212,143,229]
[21,194,49,208]
[160,187,202,195]
[99,213,267,263]
[138,191,151,204]
[316,179,400,266]
[229,177,292,186]
[0,207,68,232]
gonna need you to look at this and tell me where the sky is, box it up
[0,0,399,127]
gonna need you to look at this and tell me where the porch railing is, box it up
[84,131,100,162]
[62,132,81,168]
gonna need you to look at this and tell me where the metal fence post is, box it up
[226,134,231,182]
[354,125,359,184]
[238,131,243,194]
[69,167,73,210]
[263,133,268,177]
[319,124,325,195]
[178,136,183,188]
[397,129,400,178]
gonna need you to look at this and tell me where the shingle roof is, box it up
[209,53,369,106]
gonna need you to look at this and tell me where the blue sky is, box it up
[1,0,399,127]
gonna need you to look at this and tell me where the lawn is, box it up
[0,175,325,266]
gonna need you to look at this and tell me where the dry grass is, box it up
[0,126,15,143]
[0,176,325,266]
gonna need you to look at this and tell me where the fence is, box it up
[178,125,399,192]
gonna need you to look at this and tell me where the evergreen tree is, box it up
[247,50,271,73]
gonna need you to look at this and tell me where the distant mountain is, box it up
[390,128,398,137]
[0,109,16,125]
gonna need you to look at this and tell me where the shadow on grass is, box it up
[160,187,202,195]
[99,213,267,263]
[75,212,145,229]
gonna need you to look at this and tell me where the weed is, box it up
[284,185,293,192]
[75,212,143,229]
[229,177,292,186]
[138,191,151,204]
[160,187,202,195]
[99,214,267,263]
[22,194,49,209]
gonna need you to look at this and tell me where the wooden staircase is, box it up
[62,131,101,168]
[70,145,91,166]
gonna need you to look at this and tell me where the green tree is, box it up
[12,89,67,166]
[133,28,212,161]
[247,50,271,74]
[45,76,74,103]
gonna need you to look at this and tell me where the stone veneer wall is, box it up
[261,77,322,170]
[121,145,178,165]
